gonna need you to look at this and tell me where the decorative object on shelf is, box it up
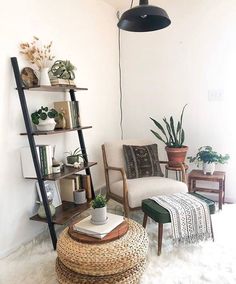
[91,194,107,225]
[117,0,171,32]
[150,104,188,166]
[74,189,87,205]
[20,67,38,88]
[37,202,56,218]
[188,146,230,175]
[65,147,84,165]
[55,109,66,129]
[36,181,62,208]
[20,36,55,86]
[31,106,58,131]
[50,60,76,86]
[52,164,61,174]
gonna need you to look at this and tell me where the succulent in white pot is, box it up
[91,194,107,225]
[31,106,58,131]
[188,146,230,175]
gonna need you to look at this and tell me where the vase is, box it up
[91,206,107,225]
[203,162,215,175]
[36,117,56,131]
[38,202,56,218]
[40,67,51,86]
[74,189,87,205]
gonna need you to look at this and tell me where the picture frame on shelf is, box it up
[36,181,62,207]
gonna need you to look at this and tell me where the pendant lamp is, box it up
[117,0,171,32]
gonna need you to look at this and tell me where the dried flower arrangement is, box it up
[20,36,55,70]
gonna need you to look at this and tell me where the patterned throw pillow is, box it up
[123,144,163,179]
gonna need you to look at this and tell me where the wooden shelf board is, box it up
[18,85,88,92]
[25,162,97,181]
[20,126,92,136]
[30,201,91,225]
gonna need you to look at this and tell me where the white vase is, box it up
[74,189,87,205]
[40,67,51,86]
[36,117,56,131]
[203,162,215,175]
[91,206,107,225]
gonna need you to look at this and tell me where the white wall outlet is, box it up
[208,89,224,101]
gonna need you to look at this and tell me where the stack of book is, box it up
[20,145,53,178]
[73,213,124,239]
[60,174,92,202]
[54,101,81,129]
[50,78,76,87]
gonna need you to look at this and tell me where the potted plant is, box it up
[31,106,58,131]
[91,194,107,225]
[150,104,188,166]
[49,60,76,86]
[65,147,84,165]
[188,146,229,175]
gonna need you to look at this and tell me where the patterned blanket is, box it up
[151,193,213,245]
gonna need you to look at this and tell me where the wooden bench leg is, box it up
[158,223,163,256]
[143,213,148,228]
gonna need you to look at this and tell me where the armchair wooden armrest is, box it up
[104,166,129,217]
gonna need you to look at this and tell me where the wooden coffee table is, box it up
[188,170,226,210]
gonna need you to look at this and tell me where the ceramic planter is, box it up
[36,117,56,131]
[40,67,51,86]
[74,189,87,204]
[38,203,56,218]
[203,162,215,175]
[67,155,80,165]
[91,206,107,225]
[165,146,188,166]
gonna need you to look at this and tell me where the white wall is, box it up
[120,0,236,202]
[0,0,119,257]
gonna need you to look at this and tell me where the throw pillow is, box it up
[123,144,163,179]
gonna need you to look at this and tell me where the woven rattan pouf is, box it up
[56,219,149,284]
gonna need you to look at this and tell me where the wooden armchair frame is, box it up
[102,144,187,217]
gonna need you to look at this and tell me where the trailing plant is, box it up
[91,194,107,209]
[20,36,55,69]
[50,60,76,80]
[150,104,187,148]
[31,106,58,125]
[188,146,230,165]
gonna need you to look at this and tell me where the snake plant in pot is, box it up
[188,146,230,175]
[150,104,188,166]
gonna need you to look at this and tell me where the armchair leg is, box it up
[124,205,130,218]
[143,213,148,228]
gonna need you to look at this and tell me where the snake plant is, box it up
[50,60,76,80]
[150,104,187,148]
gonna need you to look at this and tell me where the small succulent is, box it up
[91,194,107,209]
[65,147,83,157]
[31,106,58,125]
[50,60,76,80]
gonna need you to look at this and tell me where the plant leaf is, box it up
[150,130,167,145]
[150,117,168,141]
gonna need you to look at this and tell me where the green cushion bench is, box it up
[142,192,215,255]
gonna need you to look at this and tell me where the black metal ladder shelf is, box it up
[11,57,96,249]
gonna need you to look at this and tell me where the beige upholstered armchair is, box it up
[102,139,188,217]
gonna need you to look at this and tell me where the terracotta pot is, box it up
[165,146,188,166]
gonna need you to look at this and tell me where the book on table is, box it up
[73,213,124,239]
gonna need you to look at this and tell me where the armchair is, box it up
[102,139,188,217]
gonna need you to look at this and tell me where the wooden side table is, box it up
[188,170,226,210]
[165,164,188,181]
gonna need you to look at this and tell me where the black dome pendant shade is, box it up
[117,0,171,32]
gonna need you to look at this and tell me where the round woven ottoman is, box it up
[56,219,149,284]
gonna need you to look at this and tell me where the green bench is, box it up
[142,192,215,255]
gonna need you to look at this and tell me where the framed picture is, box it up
[36,181,62,207]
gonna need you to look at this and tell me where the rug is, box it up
[0,202,236,284]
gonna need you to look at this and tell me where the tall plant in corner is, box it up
[150,104,188,165]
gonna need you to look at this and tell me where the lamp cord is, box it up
[130,0,134,8]
[117,12,124,139]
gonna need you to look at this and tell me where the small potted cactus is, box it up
[91,194,107,225]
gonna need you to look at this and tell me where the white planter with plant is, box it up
[91,194,107,225]
[31,106,58,131]
[150,104,188,166]
[188,146,230,175]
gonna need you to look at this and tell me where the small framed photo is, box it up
[36,181,62,207]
